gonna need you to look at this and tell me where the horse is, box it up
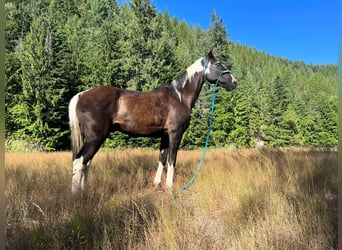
[68,49,237,197]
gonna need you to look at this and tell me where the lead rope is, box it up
[172,82,217,197]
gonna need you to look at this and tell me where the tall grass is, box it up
[5,148,337,249]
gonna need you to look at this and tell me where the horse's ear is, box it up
[207,48,216,61]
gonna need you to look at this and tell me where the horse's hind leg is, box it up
[72,129,108,197]
[154,135,169,187]
[72,156,91,197]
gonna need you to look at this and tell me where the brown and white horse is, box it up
[68,49,237,197]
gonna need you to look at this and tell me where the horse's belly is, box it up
[116,121,164,136]
[113,111,166,136]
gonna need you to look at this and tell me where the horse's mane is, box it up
[150,71,187,93]
[170,71,187,88]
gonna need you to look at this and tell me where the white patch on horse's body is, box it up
[184,58,203,87]
[186,57,203,78]
[166,163,174,188]
[154,161,164,186]
[79,88,91,96]
[172,80,182,102]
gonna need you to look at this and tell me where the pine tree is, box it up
[228,71,252,147]
[264,68,294,146]
[209,11,233,69]
[10,12,68,150]
[206,11,236,146]
[244,69,267,147]
[304,94,337,146]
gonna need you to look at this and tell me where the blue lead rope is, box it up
[172,83,217,197]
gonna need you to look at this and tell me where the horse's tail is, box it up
[69,93,83,160]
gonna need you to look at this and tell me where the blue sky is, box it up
[149,0,337,65]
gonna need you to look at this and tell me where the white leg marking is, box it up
[72,156,85,196]
[166,163,174,188]
[80,160,91,195]
[154,161,164,186]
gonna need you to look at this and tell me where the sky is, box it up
[149,0,338,65]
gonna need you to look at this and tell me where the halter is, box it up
[203,56,231,87]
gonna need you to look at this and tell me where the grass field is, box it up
[5,148,337,249]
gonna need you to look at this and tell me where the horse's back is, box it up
[79,86,121,102]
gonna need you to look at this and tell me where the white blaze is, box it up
[231,73,237,83]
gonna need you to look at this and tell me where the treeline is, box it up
[5,0,337,151]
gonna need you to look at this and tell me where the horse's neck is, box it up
[173,58,205,109]
[186,74,205,108]
[173,71,204,110]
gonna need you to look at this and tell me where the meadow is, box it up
[5,148,337,249]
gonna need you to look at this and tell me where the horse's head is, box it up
[203,49,237,91]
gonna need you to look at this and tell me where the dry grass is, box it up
[5,148,337,249]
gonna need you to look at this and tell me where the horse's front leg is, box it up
[166,132,182,190]
[154,135,169,187]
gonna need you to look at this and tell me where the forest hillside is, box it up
[5,0,337,151]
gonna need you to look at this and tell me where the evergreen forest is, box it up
[5,0,338,151]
